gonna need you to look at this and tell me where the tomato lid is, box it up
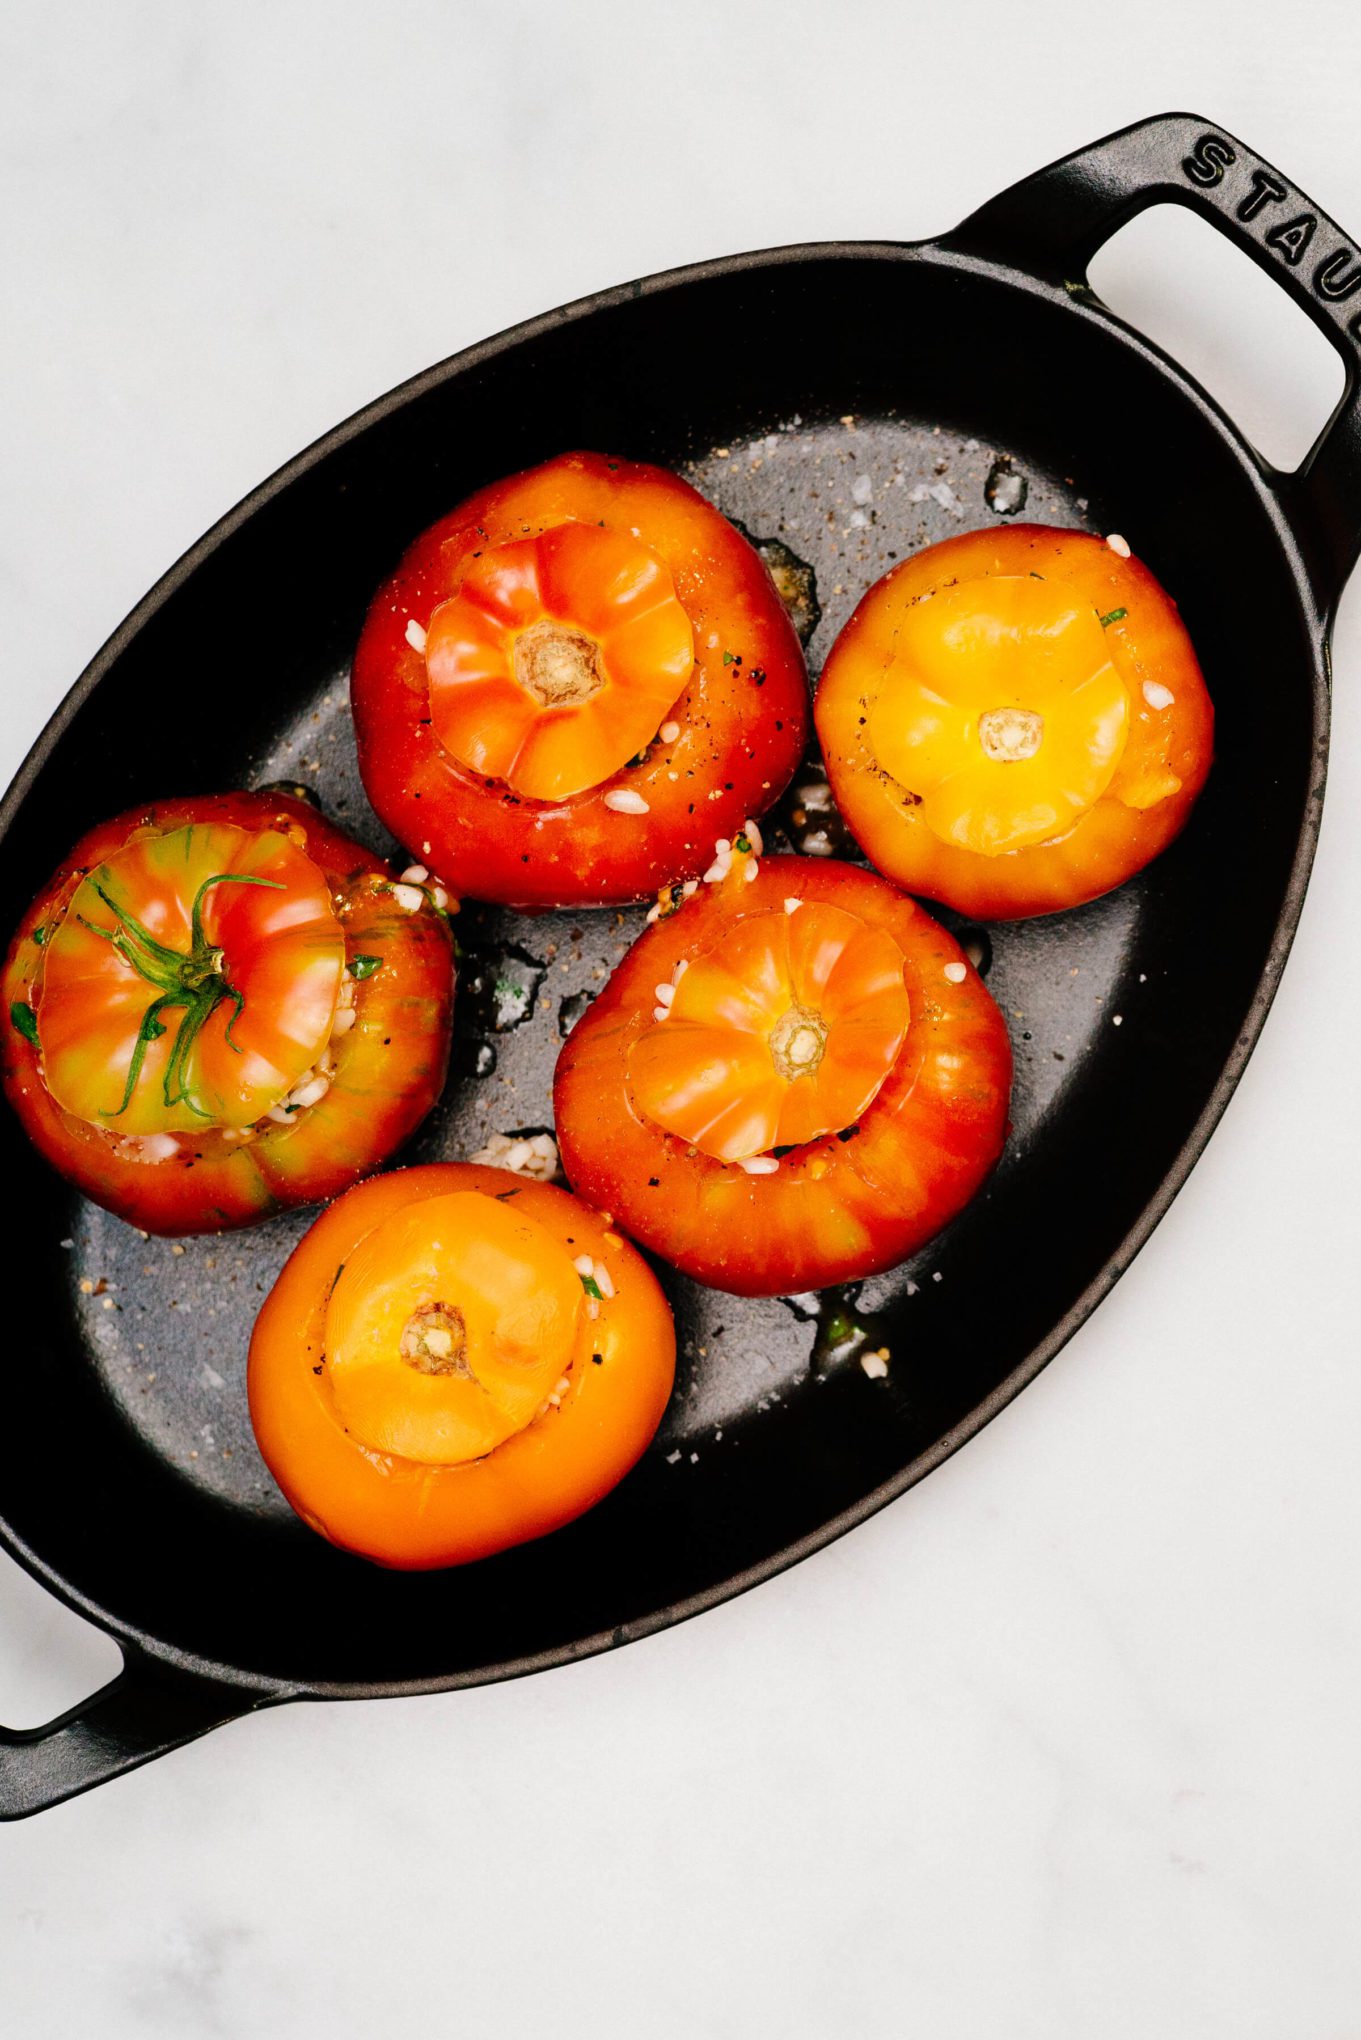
[423,522,694,801]
[628,900,910,1162]
[867,576,1130,855]
[322,1190,584,1463]
[36,822,345,1134]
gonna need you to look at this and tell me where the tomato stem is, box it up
[111,995,172,1118]
[82,871,284,1118]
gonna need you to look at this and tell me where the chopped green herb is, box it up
[31,924,48,947]
[722,649,736,665]
[10,1001,39,1047]
[733,831,752,855]
[580,1273,604,1301]
[493,977,528,1007]
[348,954,382,980]
[1099,607,1128,628]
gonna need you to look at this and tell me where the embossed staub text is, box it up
[1181,133,1361,340]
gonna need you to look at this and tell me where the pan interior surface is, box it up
[0,251,1320,1692]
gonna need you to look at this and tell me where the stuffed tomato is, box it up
[1,790,455,1234]
[351,450,808,908]
[815,525,1214,920]
[554,832,1012,1295]
[248,1163,676,1568]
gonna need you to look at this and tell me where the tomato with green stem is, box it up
[351,450,809,908]
[554,833,1012,1296]
[1,791,455,1234]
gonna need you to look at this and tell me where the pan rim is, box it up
[0,232,1332,1701]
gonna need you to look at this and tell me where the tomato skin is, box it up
[814,525,1214,920]
[247,1164,676,1569]
[554,856,1013,1296]
[1,792,455,1235]
[351,450,809,909]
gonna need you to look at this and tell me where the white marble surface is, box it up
[3,5,1361,2033]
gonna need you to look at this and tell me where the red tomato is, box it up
[248,1163,676,1568]
[1,791,455,1234]
[815,525,1214,919]
[554,842,1012,1295]
[351,450,809,908]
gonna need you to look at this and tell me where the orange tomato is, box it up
[248,1163,676,1568]
[351,450,809,908]
[1,792,455,1234]
[554,839,1012,1295]
[814,525,1214,919]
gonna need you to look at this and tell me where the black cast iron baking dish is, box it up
[3,113,1358,1818]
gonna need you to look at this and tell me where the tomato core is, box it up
[512,621,605,707]
[627,901,911,1162]
[768,1004,827,1081]
[399,1304,470,1375]
[977,705,1045,763]
[322,1190,584,1465]
[424,521,695,802]
[866,575,1129,857]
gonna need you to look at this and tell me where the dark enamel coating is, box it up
[2,113,1357,1817]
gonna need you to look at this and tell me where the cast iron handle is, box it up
[0,1648,262,1820]
[944,111,1361,615]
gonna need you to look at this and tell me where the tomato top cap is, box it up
[869,576,1132,857]
[323,1189,586,1464]
[424,521,695,802]
[627,899,911,1162]
[36,822,345,1135]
